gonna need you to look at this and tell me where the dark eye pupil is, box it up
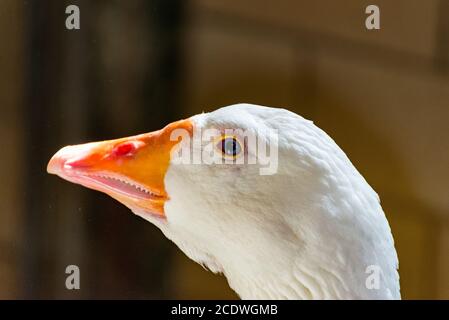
[221,138,241,156]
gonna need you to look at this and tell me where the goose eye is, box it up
[217,136,242,158]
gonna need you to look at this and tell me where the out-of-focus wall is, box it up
[178,0,449,299]
[0,0,23,299]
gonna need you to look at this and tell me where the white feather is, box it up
[136,103,400,300]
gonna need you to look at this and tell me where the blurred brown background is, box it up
[0,0,448,299]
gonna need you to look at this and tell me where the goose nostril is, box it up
[112,141,142,157]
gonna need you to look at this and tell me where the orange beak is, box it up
[47,119,193,219]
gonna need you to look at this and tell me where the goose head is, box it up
[47,103,400,299]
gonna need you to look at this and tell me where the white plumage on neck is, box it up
[135,103,400,299]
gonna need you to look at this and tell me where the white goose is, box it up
[47,104,400,299]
